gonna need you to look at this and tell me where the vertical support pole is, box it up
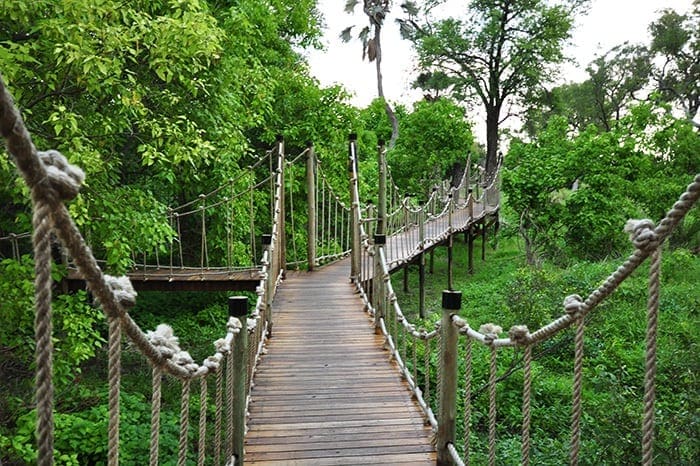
[262,234,273,337]
[306,143,316,271]
[377,140,387,236]
[447,194,454,290]
[275,135,286,278]
[482,220,487,261]
[229,296,248,466]
[437,290,461,466]
[349,134,361,282]
[403,266,409,293]
[430,249,435,274]
[418,207,426,318]
[373,234,386,334]
[468,227,474,275]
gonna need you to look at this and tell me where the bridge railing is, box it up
[348,119,700,464]
[0,76,283,465]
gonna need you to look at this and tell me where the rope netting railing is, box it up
[349,128,700,464]
[0,76,286,465]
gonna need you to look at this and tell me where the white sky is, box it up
[305,0,694,113]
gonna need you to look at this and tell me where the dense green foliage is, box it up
[504,102,699,264]
[395,235,699,465]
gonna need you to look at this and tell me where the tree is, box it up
[399,0,588,179]
[649,5,700,126]
[388,98,474,197]
[341,0,400,148]
[524,43,651,135]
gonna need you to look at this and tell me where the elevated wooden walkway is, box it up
[245,258,435,465]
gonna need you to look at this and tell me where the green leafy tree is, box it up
[399,0,588,179]
[389,98,474,197]
[649,4,700,126]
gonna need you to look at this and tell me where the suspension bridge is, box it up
[1,75,699,466]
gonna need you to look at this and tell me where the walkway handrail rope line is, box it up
[0,76,279,466]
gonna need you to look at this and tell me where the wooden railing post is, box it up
[377,140,387,236]
[373,234,386,334]
[261,234,273,337]
[306,143,316,271]
[437,290,461,465]
[348,134,361,282]
[419,207,426,318]
[229,296,248,466]
[275,135,286,277]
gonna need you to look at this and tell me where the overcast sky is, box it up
[305,0,695,110]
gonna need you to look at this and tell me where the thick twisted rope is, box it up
[150,367,162,466]
[463,337,472,465]
[198,378,208,466]
[33,201,54,466]
[642,245,661,466]
[177,379,191,466]
[107,316,121,466]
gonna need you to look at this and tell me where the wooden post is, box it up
[482,220,487,261]
[437,290,461,465]
[430,249,435,274]
[419,207,426,318]
[447,194,454,290]
[373,234,386,334]
[306,143,316,271]
[275,135,286,278]
[377,140,387,236]
[262,234,273,337]
[348,134,361,282]
[468,227,474,275]
[403,266,409,293]
[229,296,248,466]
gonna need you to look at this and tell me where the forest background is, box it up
[0,0,698,464]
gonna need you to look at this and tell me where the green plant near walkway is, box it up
[395,235,699,464]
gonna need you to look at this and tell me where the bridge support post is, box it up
[275,135,286,278]
[418,207,426,318]
[262,234,273,337]
[377,140,387,235]
[482,219,487,261]
[447,194,454,290]
[468,227,474,275]
[348,134,361,282]
[306,143,316,271]
[229,296,248,466]
[437,290,461,465]
[373,234,386,334]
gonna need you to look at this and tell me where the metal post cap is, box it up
[374,234,386,245]
[261,234,272,245]
[442,290,462,310]
[228,296,248,317]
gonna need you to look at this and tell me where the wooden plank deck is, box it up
[245,259,436,465]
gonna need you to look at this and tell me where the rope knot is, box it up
[104,274,137,308]
[479,323,502,344]
[146,324,180,358]
[172,350,199,372]
[564,294,584,317]
[228,316,243,334]
[624,219,658,250]
[508,325,530,345]
[38,150,85,200]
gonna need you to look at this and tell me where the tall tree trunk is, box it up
[485,105,499,182]
[373,23,399,148]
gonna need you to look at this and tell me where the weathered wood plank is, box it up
[245,258,435,464]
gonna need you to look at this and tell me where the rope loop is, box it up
[147,324,181,359]
[508,324,530,346]
[104,274,137,308]
[38,149,85,200]
[624,219,658,251]
[564,294,584,318]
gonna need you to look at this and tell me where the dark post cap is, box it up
[468,188,473,193]
[349,133,358,141]
[442,290,462,310]
[306,141,313,148]
[366,199,373,204]
[374,234,386,245]
[261,234,272,245]
[275,134,284,142]
[228,296,248,317]
[377,139,385,146]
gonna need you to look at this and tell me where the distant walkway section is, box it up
[245,258,436,465]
